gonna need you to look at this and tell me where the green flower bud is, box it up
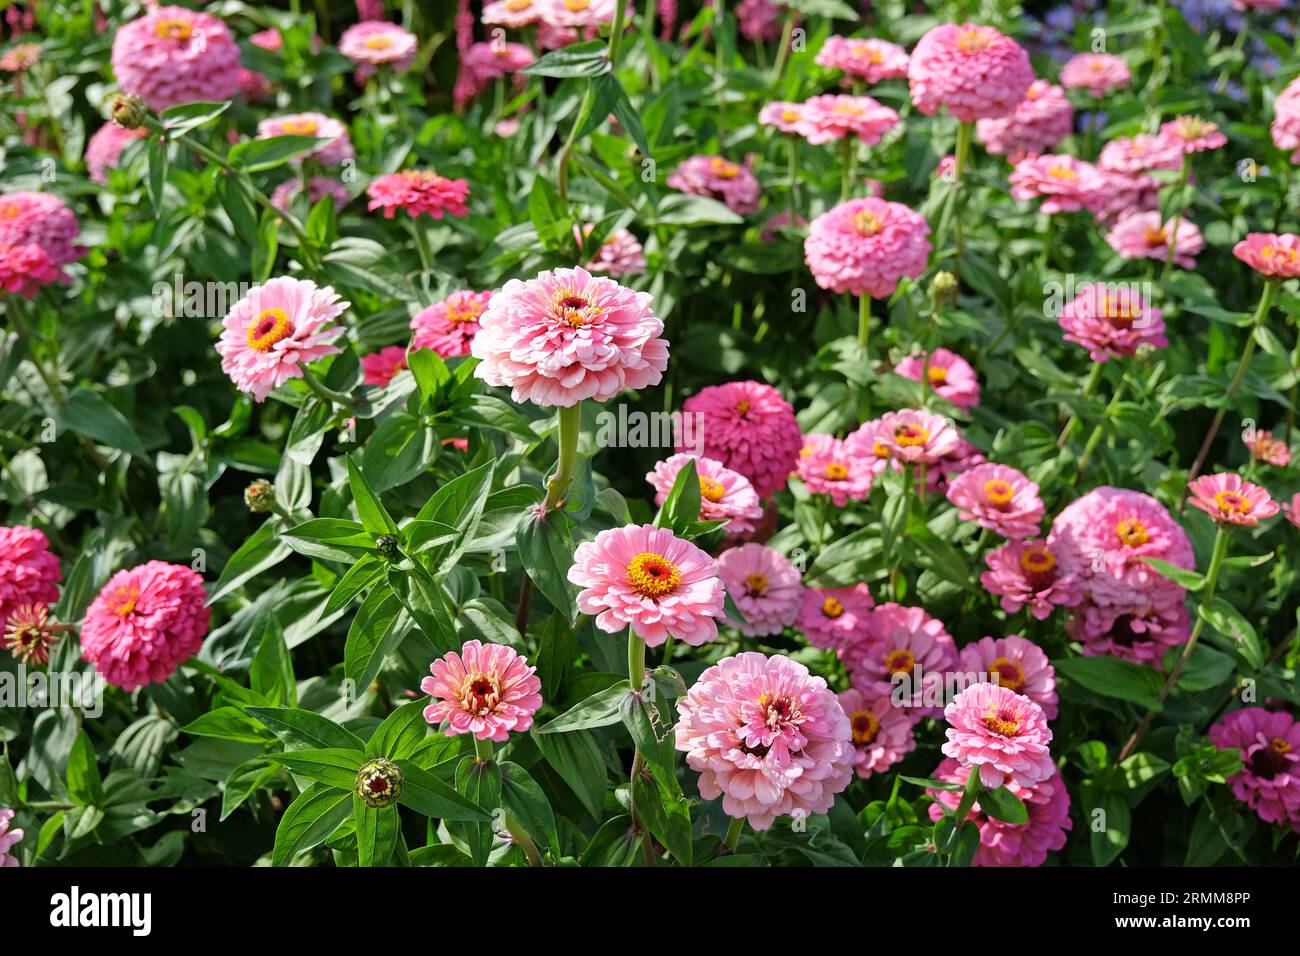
[929,270,957,308]
[108,93,149,130]
[356,757,403,809]
[375,534,400,560]
[244,479,276,514]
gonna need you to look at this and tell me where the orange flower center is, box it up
[735,400,751,415]
[927,365,948,384]
[108,585,140,617]
[364,35,394,49]
[957,28,995,54]
[1046,164,1078,180]
[445,299,485,324]
[1270,737,1293,754]
[1212,490,1251,515]
[0,202,18,219]
[821,596,844,618]
[247,307,294,352]
[990,658,1026,693]
[983,710,1020,737]
[850,709,880,745]
[884,647,916,676]
[553,291,598,327]
[626,552,682,598]
[872,441,889,458]
[505,0,532,8]
[1018,545,1056,576]
[894,424,929,447]
[699,476,726,502]
[154,17,193,41]
[281,117,320,136]
[745,572,769,595]
[1115,518,1149,547]
[825,462,849,480]
[1143,227,1168,247]
[983,478,1014,505]
[781,108,801,122]
[853,209,884,236]
[1101,295,1136,326]
[710,158,741,179]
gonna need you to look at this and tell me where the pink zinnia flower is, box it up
[1106,211,1203,269]
[110,5,241,111]
[0,191,83,270]
[361,345,409,386]
[804,197,931,297]
[815,35,908,83]
[1067,599,1190,667]
[367,170,470,220]
[675,652,854,830]
[907,23,1033,122]
[80,561,210,691]
[250,28,285,51]
[844,417,900,479]
[1245,429,1292,467]
[1187,474,1280,527]
[410,289,491,358]
[796,94,900,146]
[538,0,616,27]
[846,602,957,714]
[958,634,1058,720]
[569,524,725,647]
[85,123,148,185]
[0,525,61,628]
[758,101,808,135]
[941,682,1056,789]
[1233,232,1300,279]
[0,242,60,298]
[838,688,916,779]
[647,454,763,535]
[1271,76,1300,162]
[980,539,1083,621]
[927,758,1072,866]
[945,462,1044,539]
[1210,708,1300,830]
[256,113,354,166]
[679,381,802,499]
[269,176,351,214]
[215,277,348,403]
[470,266,668,407]
[795,433,874,506]
[717,544,802,637]
[877,408,960,466]
[893,348,980,410]
[796,583,875,652]
[338,20,418,72]
[1058,282,1166,361]
[1060,52,1131,97]
[0,808,22,868]
[577,225,647,279]
[463,40,535,86]
[483,0,542,27]
[666,155,760,215]
[1092,170,1160,227]
[976,81,1074,160]
[1009,154,1108,213]
[1159,115,1227,154]
[1098,134,1183,174]
[420,640,543,742]
[735,0,784,42]
[1287,493,1300,529]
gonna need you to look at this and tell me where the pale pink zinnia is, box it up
[980,539,1083,621]
[269,176,351,214]
[843,417,901,480]
[945,462,1044,539]
[1060,52,1131,97]
[1270,76,1300,162]
[877,408,960,466]
[0,808,22,868]
[483,0,542,27]
[976,81,1073,160]
[1287,493,1300,529]
[1106,211,1203,269]
[815,35,908,84]
[804,197,931,297]
[367,170,470,220]
[794,433,874,506]
[110,5,241,111]
[758,101,808,135]
[846,602,957,715]
[893,348,980,410]
[420,640,543,742]
[1244,429,1292,467]
[569,524,725,647]
[1098,134,1183,174]
[958,634,1058,720]
[0,191,83,270]
[361,345,409,386]
[215,277,348,402]
[838,688,917,779]
[675,652,854,830]
[666,155,760,215]
[1008,154,1107,213]
[907,23,1033,122]
[716,544,802,637]
[1159,115,1227,154]
[80,561,210,691]
[1209,707,1300,830]
[538,0,616,27]
[941,682,1056,789]
[796,583,874,653]
[470,266,667,406]
[796,94,900,146]
[463,40,535,86]
[85,123,148,185]
[578,225,647,279]
[256,113,354,166]
[679,381,802,499]
[1187,473,1280,527]
[1058,282,1167,361]
[1233,232,1300,279]
[646,454,763,535]
[338,20,418,72]
[0,525,61,628]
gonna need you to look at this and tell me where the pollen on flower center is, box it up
[990,658,1026,693]
[853,209,884,236]
[458,672,502,715]
[1213,491,1251,514]
[825,462,849,480]
[894,424,929,446]
[927,365,948,384]
[627,552,682,598]
[364,36,394,49]
[564,0,590,9]
[281,117,320,136]
[821,596,844,618]
[983,478,1015,505]
[884,647,916,675]
[1046,164,1078,180]
[554,291,597,327]
[982,710,1021,737]
[710,158,742,179]
[850,709,880,745]
[744,572,770,596]
[735,400,751,415]
[1115,518,1149,547]
[1101,296,1136,326]
[154,17,193,41]
[1143,227,1168,247]
[247,307,294,352]
[957,28,995,54]
[1176,116,1213,139]
[1019,545,1056,577]
[505,0,532,8]
[109,585,140,617]
[758,692,796,729]
[699,476,726,502]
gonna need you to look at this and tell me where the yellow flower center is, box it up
[0,201,18,219]
[1018,545,1056,576]
[710,158,741,179]
[1143,227,1168,247]
[780,108,801,122]
[506,0,532,8]
[626,552,682,598]
[927,365,948,384]
[825,462,849,480]
[458,672,501,716]
[894,424,929,447]
[1116,518,1149,547]
[364,35,394,49]
[108,585,140,617]
[247,307,294,352]
[872,441,889,458]
[1047,164,1078,180]
[982,710,1020,737]
[850,709,880,745]
[1213,490,1251,515]
[1101,295,1136,326]
[884,647,916,676]
[699,476,726,503]
[983,479,1015,505]
[853,209,884,236]
[553,291,598,327]
[990,658,1026,693]
[957,28,995,54]
[1270,737,1293,755]
[281,117,320,136]
[1176,116,1213,140]
[821,596,844,618]
[833,101,865,116]
[154,17,193,41]
[445,299,485,324]
[745,572,769,595]
[735,400,751,415]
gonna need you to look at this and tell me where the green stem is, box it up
[607,0,629,66]
[628,631,646,692]
[952,769,981,829]
[1057,362,1105,449]
[474,736,495,763]
[640,0,659,90]
[723,815,744,852]
[840,136,856,201]
[5,294,64,403]
[1072,371,1129,482]
[542,402,582,514]
[1160,154,1190,291]
[503,811,546,866]
[858,294,871,351]
[787,135,800,212]
[299,365,357,410]
[408,219,433,274]
[770,12,793,88]
[661,634,675,665]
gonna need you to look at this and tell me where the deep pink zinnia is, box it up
[795,433,874,506]
[945,463,1044,539]
[893,348,980,410]
[1106,211,1203,269]
[846,602,957,715]
[1067,599,1190,667]
[1187,474,1280,527]
[958,634,1058,720]
[796,94,900,146]
[0,242,60,298]
[1098,134,1183,174]
[80,561,210,691]
[980,539,1082,621]
[666,155,760,215]
[796,583,874,653]
[256,113,354,166]
[907,23,1033,122]
[1008,154,1108,214]
[110,5,241,111]
[941,683,1056,789]
[361,345,409,386]
[815,35,908,83]
[1060,52,1131,97]
[804,197,931,298]
[877,408,960,466]
[717,544,803,637]
[646,454,763,536]
[410,289,491,358]
[1058,282,1166,362]
[470,267,668,406]
[420,640,542,742]
[0,191,82,270]
[0,525,61,628]
[838,688,917,779]
[1233,232,1300,279]
[85,123,148,185]
[679,381,802,499]
[1159,115,1227,154]
[1210,708,1300,830]
[569,524,725,647]
[675,652,854,830]
[215,277,348,403]
[367,170,470,220]
[976,81,1073,161]
[1244,429,1292,467]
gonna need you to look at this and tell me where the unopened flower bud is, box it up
[244,479,276,514]
[375,534,400,560]
[929,271,957,308]
[108,93,149,130]
[356,757,403,808]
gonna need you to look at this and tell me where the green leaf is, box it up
[270,748,367,790]
[1085,786,1131,866]
[415,461,496,574]
[898,775,962,792]
[1053,656,1165,709]
[161,100,232,136]
[324,556,387,615]
[220,759,279,821]
[1199,599,1266,669]
[272,782,354,866]
[229,135,326,173]
[363,414,436,493]
[452,755,503,865]
[249,614,296,707]
[390,568,458,655]
[344,587,407,689]
[66,731,103,806]
[1140,557,1206,592]
[531,726,606,819]
[539,683,630,734]
[977,786,1028,825]
[354,794,400,867]
[181,707,275,744]
[523,40,610,78]
[346,454,399,535]
[500,760,558,856]
[393,759,493,822]
[655,456,701,531]
[245,707,366,752]
[516,509,577,620]
[208,519,293,605]
[366,700,430,760]
[57,387,147,456]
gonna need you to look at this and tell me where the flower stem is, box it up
[628,631,646,692]
[608,0,630,67]
[770,12,794,88]
[840,136,856,201]
[1160,154,1190,291]
[1072,370,1129,482]
[1056,362,1105,449]
[542,402,582,515]
[474,735,495,763]
[299,365,357,410]
[723,815,745,852]
[858,294,871,351]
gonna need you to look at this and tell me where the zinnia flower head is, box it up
[0,42,40,73]
[420,640,543,742]
[1058,282,1166,361]
[270,176,350,214]
[569,524,725,647]
[907,23,1033,122]
[838,688,916,779]
[1288,493,1300,529]
[843,417,900,479]
[1243,428,1291,467]
[85,123,148,185]
[796,583,874,652]
[256,113,354,166]
[470,267,668,407]
[1092,170,1160,227]
[463,40,535,87]
[410,289,491,358]
[1067,599,1190,667]
[846,602,957,715]
[1233,232,1300,279]
[0,243,60,298]
[361,345,409,386]
[80,561,210,691]
[893,348,980,410]
[483,0,543,27]
[577,225,647,278]
[1009,154,1108,214]
[665,155,760,215]
[1271,76,1300,162]
[816,35,909,83]
[758,101,808,135]
[215,277,348,403]
[945,462,1044,539]
[110,5,241,111]
[794,434,874,506]
[538,0,616,27]
[338,20,418,72]
[674,652,854,830]
[367,170,470,220]
[2,603,61,666]
[876,408,960,465]
[980,539,1083,620]
[976,81,1074,160]
[1106,211,1203,269]
[1210,708,1300,830]
[679,381,802,499]
[1060,52,1131,97]
[1098,134,1183,174]
[717,544,803,637]
[0,808,22,868]
[0,525,61,628]
[0,191,83,270]
[958,634,1058,720]
[804,197,932,298]
[941,682,1056,789]
[795,94,900,146]
[927,757,1072,865]
[646,454,763,535]
[1159,115,1227,154]
[1187,474,1280,527]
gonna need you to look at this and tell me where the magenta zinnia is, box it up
[420,640,543,742]
[679,381,803,499]
[1187,473,1280,527]
[366,170,470,220]
[0,524,61,629]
